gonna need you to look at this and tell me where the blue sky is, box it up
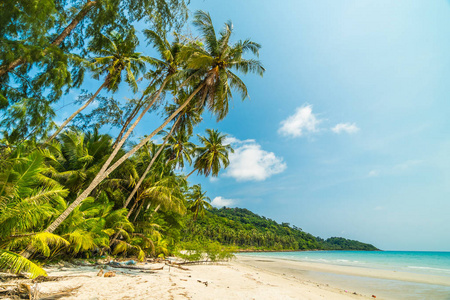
[185,0,450,251]
[58,1,450,251]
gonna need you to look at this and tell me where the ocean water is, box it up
[240,251,450,277]
[238,251,450,299]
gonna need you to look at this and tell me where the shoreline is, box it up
[1,259,366,300]
[2,255,449,299]
[235,255,450,300]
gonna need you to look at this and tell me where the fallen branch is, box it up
[39,285,82,300]
[166,262,190,271]
[107,263,163,272]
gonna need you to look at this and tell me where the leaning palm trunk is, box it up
[124,115,181,209]
[112,102,142,150]
[109,116,181,246]
[45,79,109,144]
[111,76,161,149]
[43,82,205,236]
[185,169,196,179]
[0,1,97,77]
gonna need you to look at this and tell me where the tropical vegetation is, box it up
[0,1,377,279]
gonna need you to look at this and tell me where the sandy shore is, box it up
[4,255,449,299]
[2,257,367,300]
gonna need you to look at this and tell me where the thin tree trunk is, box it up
[43,78,174,234]
[127,201,138,219]
[112,102,142,150]
[131,200,160,223]
[45,79,108,144]
[111,74,161,150]
[43,81,205,235]
[185,169,196,179]
[122,115,181,210]
[109,117,180,246]
[132,201,145,223]
[0,1,97,77]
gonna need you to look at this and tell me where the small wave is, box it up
[407,266,450,274]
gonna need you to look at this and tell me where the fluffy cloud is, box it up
[211,196,236,208]
[278,104,320,137]
[224,138,286,181]
[331,123,359,134]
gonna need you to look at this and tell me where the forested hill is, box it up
[193,207,379,251]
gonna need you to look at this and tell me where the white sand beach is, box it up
[4,255,449,299]
[1,257,368,300]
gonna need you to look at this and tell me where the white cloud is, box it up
[211,196,236,208]
[278,104,320,137]
[225,137,286,181]
[368,170,379,177]
[224,136,255,145]
[331,123,360,134]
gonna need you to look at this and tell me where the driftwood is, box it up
[177,260,213,265]
[165,262,190,271]
[107,263,163,272]
[0,273,28,282]
[0,283,81,300]
[38,285,82,300]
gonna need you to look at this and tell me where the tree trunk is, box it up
[185,169,196,179]
[109,117,180,246]
[45,79,108,144]
[122,115,180,210]
[0,1,97,77]
[44,81,205,234]
[112,101,142,150]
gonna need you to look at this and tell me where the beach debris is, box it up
[0,283,81,299]
[104,271,116,277]
[125,260,136,265]
[97,269,104,277]
[166,261,190,271]
[372,295,376,298]
[197,280,208,287]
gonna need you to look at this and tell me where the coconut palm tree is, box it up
[187,129,233,178]
[45,30,149,143]
[41,10,264,236]
[0,151,69,277]
[187,184,212,222]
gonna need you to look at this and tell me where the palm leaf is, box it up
[0,249,47,279]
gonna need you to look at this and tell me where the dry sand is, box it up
[2,257,369,300]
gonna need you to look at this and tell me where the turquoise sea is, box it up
[238,251,450,299]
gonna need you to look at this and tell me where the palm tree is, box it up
[188,184,212,222]
[0,151,69,277]
[45,30,149,143]
[187,129,233,178]
[41,10,264,235]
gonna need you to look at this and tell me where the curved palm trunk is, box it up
[185,169,196,179]
[111,76,160,150]
[109,116,180,246]
[45,79,108,144]
[112,102,142,150]
[43,78,186,234]
[0,1,97,77]
[123,116,181,209]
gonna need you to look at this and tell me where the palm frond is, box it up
[0,249,47,279]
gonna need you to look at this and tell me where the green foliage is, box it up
[0,249,47,279]
[175,240,235,262]
[185,207,379,251]
[320,237,379,251]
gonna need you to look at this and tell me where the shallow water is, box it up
[238,251,450,299]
